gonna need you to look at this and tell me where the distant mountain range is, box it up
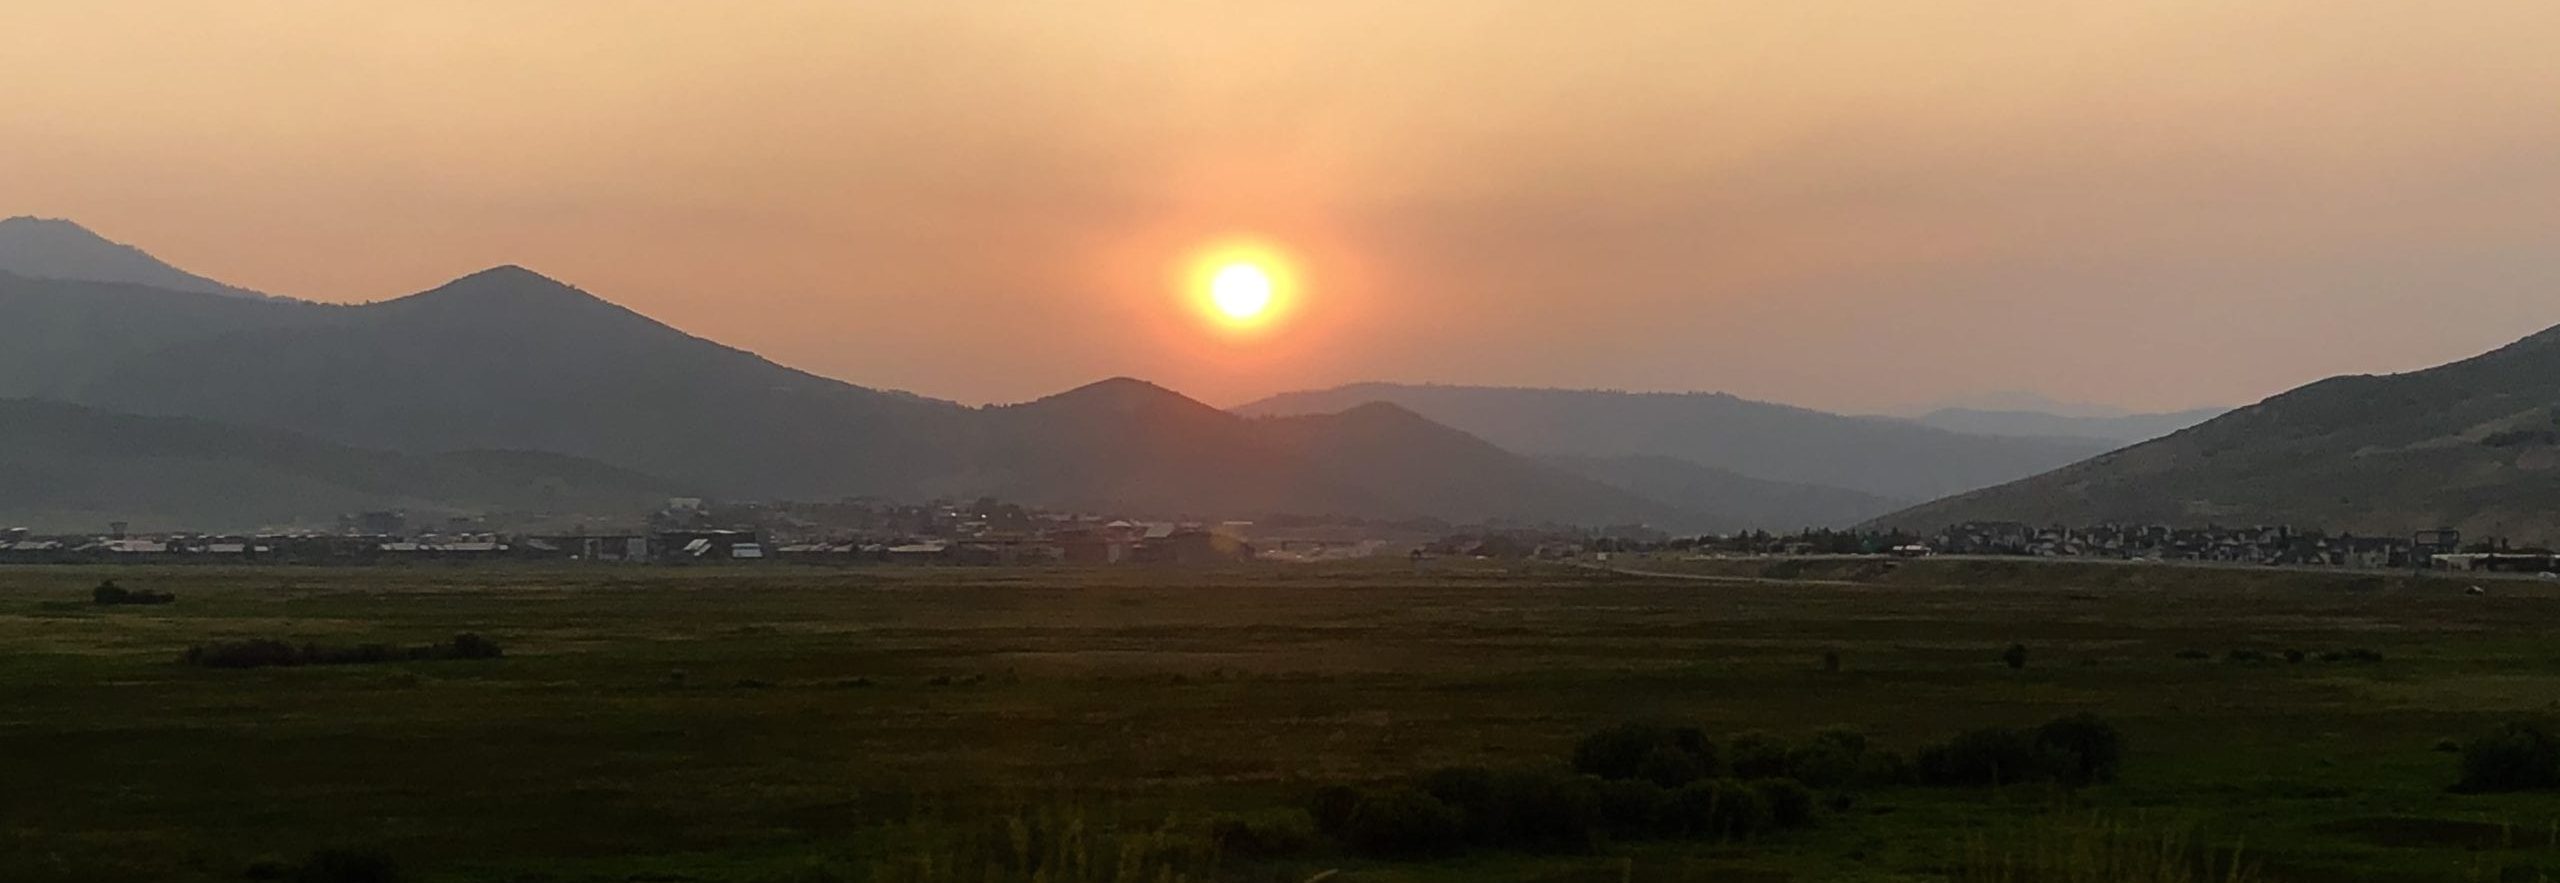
[1234,383,2121,504]
[26,215,2511,540]
[1904,407,2228,444]
[1874,326,2560,541]
[0,221,1682,530]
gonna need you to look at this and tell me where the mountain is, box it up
[35,265,982,500]
[6,258,1683,527]
[1536,454,1911,531]
[0,216,275,299]
[1252,402,1687,527]
[0,398,678,532]
[930,378,1680,524]
[1908,407,2229,444]
[1873,325,2560,541]
[1887,390,2138,420]
[1234,383,2118,502]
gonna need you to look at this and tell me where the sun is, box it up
[1210,263,1274,321]
[1184,238,1297,332]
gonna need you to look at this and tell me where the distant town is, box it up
[5,496,2553,575]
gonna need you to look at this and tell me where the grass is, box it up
[6,558,2560,881]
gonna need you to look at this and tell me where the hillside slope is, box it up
[10,259,1692,527]
[0,216,275,299]
[1873,325,2560,541]
[1236,383,2116,502]
[1537,454,1910,531]
[0,399,678,532]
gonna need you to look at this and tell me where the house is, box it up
[1133,529,1255,565]
[652,530,764,562]
[887,541,951,564]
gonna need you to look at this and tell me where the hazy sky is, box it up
[6,2,2558,412]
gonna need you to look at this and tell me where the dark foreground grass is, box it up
[5,559,2560,881]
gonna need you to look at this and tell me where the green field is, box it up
[8,559,2560,882]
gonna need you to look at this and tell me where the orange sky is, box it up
[5,2,2559,412]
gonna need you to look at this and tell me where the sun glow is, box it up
[1210,263,1273,320]
[1185,239,1297,332]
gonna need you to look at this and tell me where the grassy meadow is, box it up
[6,558,2560,881]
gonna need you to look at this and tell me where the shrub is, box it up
[1726,732,1792,779]
[1573,721,1717,784]
[289,848,403,883]
[1917,727,2053,787]
[1917,715,2125,788]
[91,580,174,605]
[1415,767,1600,853]
[1750,778,1817,829]
[442,632,504,660]
[1589,776,1669,837]
[1858,748,1916,787]
[1208,813,1320,859]
[2034,713,2125,787]
[2455,721,2560,793]
[181,634,505,669]
[2002,644,2029,670]
[2226,649,2270,664]
[1307,783,1363,837]
[1662,780,1770,840]
[2283,649,2306,664]
[2173,649,2211,660]
[185,638,304,669]
[1334,787,1466,858]
[1481,769,1601,853]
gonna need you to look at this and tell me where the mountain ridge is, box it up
[1235,382,2120,502]
[1872,322,2560,541]
[0,216,277,300]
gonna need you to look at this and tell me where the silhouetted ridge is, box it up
[1873,321,2560,539]
[0,216,273,299]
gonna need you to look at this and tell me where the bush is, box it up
[1415,767,1600,853]
[185,638,304,669]
[1917,726,2051,787]
[289,849,402,883]
[1573,721,1718,785]
[2173,649,2211,660]
[443,632,504,660]
[1749,778,1817,829]
[2035,713,2125,787]
[1917,714,2125,788]
[1307,783,1363,837]
[2455,721,2560,793]
[2002,643,2029,670]
[1208,813,1320,859]
[91,580,174,605]
[182,634,505,669]
[2226,649,2270,664]
[1589,776,1669,837]
[1662,780,1770,840]
[1726,732,1792,779]
[1334,787,1466,858]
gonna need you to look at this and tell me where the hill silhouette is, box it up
[1235,383,2117,502]
[1874,325,2560,541]
[0,216,275,299]
[7,258,1692,527]
[1907,406,2228,444]
[1536,454,1910,531]
[0,398,678,532]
